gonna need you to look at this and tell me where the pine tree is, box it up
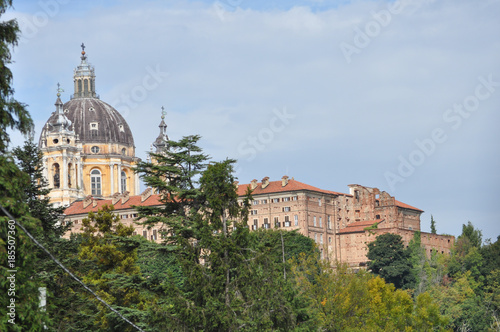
[13,140,66,240]
[0,0,33,154]
[0,1,48,329]
[137,137,300,330]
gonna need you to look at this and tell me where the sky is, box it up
[4,0,500,240]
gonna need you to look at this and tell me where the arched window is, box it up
[91,169,101,196]
[53,163,60,189]
[121,171,127,193]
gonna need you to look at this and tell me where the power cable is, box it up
[0,204,146,332]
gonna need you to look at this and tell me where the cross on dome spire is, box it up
[80,42,86,61]
[57,82,64,97]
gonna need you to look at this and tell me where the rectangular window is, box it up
[313,216,317,227]
[283,197,290,202]
[328,216,331,229]
[143,230,147,239]
[284,216,290,227]
[263,223,270,229]
[253,200,259,205]
[318,198,322,206]
[319,217,322,228]
[91,175,101,196]
[272,198,279,203]
[320,234,323,244]
[261,199,267,204]
[292,196,298,201]
[251,210,258,215]
[252,219,258,230]
[294,215,298,226]
[274,217,279,228]
[283,206,291,212]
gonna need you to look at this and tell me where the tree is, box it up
[367,233,414,289]
[459,221,483,250]
[291,253,448,331]
[12,139,66,240]
[137,138,303,330]
[407,231,426,293]
[0,158,49,330]
[0,1,48,329]
[428,270,491,331]
[0,0,33,154]
[430,215,437,234]
[448,221,484,281]
[77,204,149,331]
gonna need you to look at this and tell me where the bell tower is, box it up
[40,85,84,207]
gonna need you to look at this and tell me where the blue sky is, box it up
[5,0,500,239]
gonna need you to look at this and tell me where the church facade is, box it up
[41,46,454,267]
[39,46,140,207]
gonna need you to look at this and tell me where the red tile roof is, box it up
[338,219,383,234]
[237,179,349,197]
[64,194,163,216]
[395,200,423,212]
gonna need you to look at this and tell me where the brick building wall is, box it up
[63,177,454,267]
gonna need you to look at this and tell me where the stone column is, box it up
[135,172,140,195]
[78,161,83,192]
[117,164,122,193]
[62,152,68,189]
[110,164,115,194]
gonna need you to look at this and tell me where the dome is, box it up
[39,45,134,147]
[68,98,133,145]
[40,98,134,146]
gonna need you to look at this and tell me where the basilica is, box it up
[40,46,454,267]
[39,46,147,206]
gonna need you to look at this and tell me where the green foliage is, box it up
[77,204,148,331]
[0,0,33,153]
[459,221,483,251]
[427,222,499,331]
[431,215,437,234]
[448,221,485,282]
[249,228,317,265]
[12,139,67,240]
[367,232,415,289]
[428,271,491,331]
[480,236,500,277]
[137,138,312,330]
[0,156,49,330]
[292,253,448,331]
